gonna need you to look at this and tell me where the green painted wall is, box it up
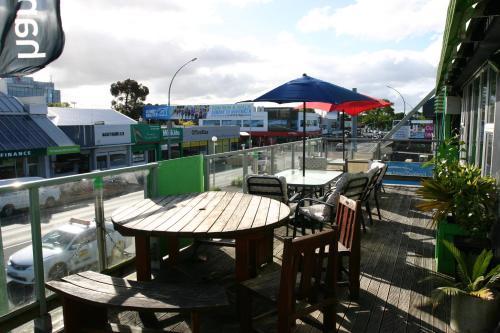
[156,154,205,195]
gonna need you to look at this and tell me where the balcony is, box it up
[0,137,489,332]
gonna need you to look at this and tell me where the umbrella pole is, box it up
[342,111,346,171]
[303,101,306,177]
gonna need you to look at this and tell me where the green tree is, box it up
[48,102,71,107]
[110,79,149,120]
[360,103,395,130]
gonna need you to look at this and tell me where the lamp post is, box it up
[386,85,406,115]
[166,57,198,159]
[211,136,218,189]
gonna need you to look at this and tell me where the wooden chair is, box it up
[341,175,369,232]
[335,195,361,300]
[239,229,338,333]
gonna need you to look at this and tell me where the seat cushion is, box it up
[299,204,329,223]
[321,174,349,220]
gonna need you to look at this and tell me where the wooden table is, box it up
[274,169,343,196]
[111,191,290,282]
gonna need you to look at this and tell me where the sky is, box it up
[32,0,449,114]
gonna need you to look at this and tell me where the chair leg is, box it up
[359,213,366,233]
[374,191,382,220]
[348,253,360,300]
[365,201,373,225]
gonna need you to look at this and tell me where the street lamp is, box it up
[211,136,218,189]
[386,85,406,115]
[166,57,198,159]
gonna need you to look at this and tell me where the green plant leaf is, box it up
[443,240,471,285]
[471,249,493,281]
[470,288,494,300]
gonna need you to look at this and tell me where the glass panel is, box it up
[96,155,108,170]
[469,78,479,163]
[103,171,145,269]
[478,72,488,166]
[109,152,127,168]
[487,67,497,124]
[484,132,493,176]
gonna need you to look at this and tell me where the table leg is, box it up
[135,235,151,282]
[235,235,261,282]
[166,235,179,264]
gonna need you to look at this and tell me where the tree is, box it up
[360,102,396,130]
[110,79,149,120]
[48,102,71,107]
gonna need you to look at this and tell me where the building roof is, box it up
[48,107,137,126]
[0,115,57,151]
[0,92,25,114]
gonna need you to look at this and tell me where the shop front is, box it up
[131,124,162,164]
[182,126,239,156]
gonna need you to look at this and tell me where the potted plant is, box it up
[417,136,497,275]
[431,240,500,332]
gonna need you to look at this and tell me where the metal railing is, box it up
[0,163,159,332]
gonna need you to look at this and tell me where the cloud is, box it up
[297,0,448,41]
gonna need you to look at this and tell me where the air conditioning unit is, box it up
[445,96,461,115]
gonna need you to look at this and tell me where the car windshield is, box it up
[42,230,74,249]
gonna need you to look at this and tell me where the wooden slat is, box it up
[127,194,197,231]
[112,196,174,225]
[167,191,224,233]
[251,197,271,228]
[151,192,213,232]
[236,195,262,231]
[206,192,244,233]
[265,199,281,227]
[222,194,253,232]
[194,192,236,233]
[180,191,229,233]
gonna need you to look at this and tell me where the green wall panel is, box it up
[156,155,205,195]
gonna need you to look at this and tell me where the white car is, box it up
[7,219,129,285]
[0,177,61,217]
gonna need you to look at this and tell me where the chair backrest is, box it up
[341,175,369,201]
[361,167,383,201]
[375,163,388,188]
[279,229,337,330]
[335,195,361,251]
[300,157,328,170]
[245,175,288,203]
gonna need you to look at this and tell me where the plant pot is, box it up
[450,294,500,333]
[435,218,468,275]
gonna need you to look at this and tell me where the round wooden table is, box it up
[111,191,290,282]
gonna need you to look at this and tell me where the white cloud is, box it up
[297,0,448,41]
[31,0,442,113]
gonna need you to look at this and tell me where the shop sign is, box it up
[0,149,43,159]
[143,105,174,120]
[183,126,239,142]
[131,124,161,143]
[94,125,132,145]
[207,104,252,117]
[161,127,183,143]
[46,145,80,156]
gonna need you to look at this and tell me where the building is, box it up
[48,108,136,176]
[0,93,79,180]
[0,77,61,104]
[435,0,500,178]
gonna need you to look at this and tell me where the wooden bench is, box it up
[46,271,229,333]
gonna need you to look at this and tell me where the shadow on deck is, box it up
[115,186,453,333]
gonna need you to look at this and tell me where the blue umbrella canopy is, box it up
[253,74,375,176]
[253,74,375,104]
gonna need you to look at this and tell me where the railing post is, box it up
[93,177,107,272]
[0,218,9,317]
[291,143,295,170]
[204,156,210,191]
[145,166,158,199]
[376,142,382,160]
[242,150,248,192]
[29,187,51,332]
[270,146,275,174]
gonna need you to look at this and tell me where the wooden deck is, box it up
[115,186,453,333]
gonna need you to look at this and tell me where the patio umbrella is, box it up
[253,74,375,176]
[296,98,393,161]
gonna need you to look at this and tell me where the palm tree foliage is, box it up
[431,240,500,306]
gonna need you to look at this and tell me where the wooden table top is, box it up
[274,169,343,187]
[111,191,290,238]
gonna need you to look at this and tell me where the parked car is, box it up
[7,218,129,286]
[0,177,61,217]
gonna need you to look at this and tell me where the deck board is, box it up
[112,186,453,333]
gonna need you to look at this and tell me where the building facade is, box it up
[0,77,61,104]
[435,0,500,179]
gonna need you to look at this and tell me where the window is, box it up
[132,152,146,164]
[203,120,220,126]
[96,155,108,170]
[487,67,496,124]
[109,153,127,167]
[242,119,264,128]
[221,120,241,126]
